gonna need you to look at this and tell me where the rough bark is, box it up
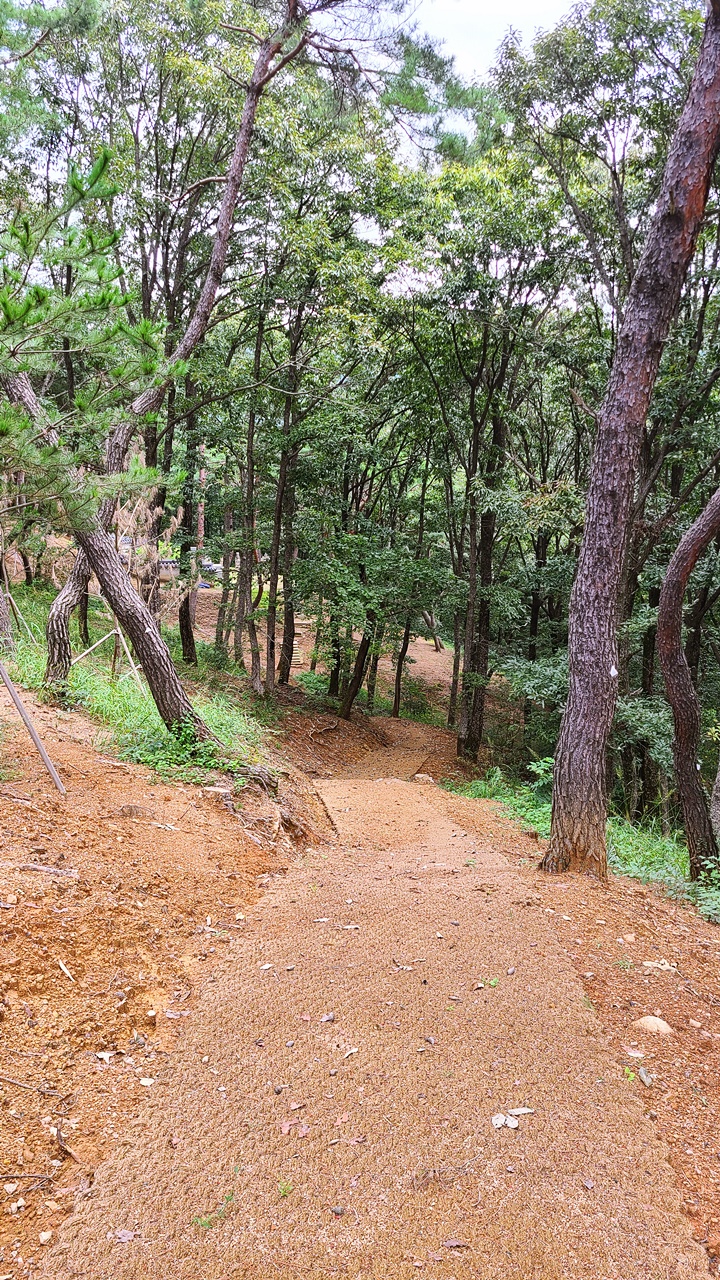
[546,7,720,877]
[45,552,91,688]
[75,528,206,735]
[657,486,720,880]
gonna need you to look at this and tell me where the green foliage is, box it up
[8,586,266,785]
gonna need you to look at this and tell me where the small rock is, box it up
[331,1206,345,1217]
[632,1016,673,1036]
[139,1077,155,1087]
[491,1113,506,1129]
[39,1231,52,1245]
[320,1012,335,1023]
[638,1067,653,1087]
[505,1115,519,1129]
[413,774,434,784]
[582,1179,594,1191]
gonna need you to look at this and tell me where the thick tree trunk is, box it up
[392,618,412,718]
[657,486,720,880]
[75,528,206,736]
[546,7,720,878]
[45,552,91,688]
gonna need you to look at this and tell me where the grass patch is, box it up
[6,583,268,785]
[447,766,720,924]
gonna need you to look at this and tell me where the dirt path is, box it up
[40,729,709,1278]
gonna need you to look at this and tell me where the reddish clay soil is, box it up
[38,751,710,1279]
[0,653,718,1276]
[0,684,326,1276]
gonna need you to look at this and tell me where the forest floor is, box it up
[0,637,718,1275]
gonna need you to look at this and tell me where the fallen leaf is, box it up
[505,1116,519,1129]
[442,1239,470,1249]
[334,1113,350,1126]
[507,1107,534,1116]
[259,963,273,971]
[115,1229,135,1243]
[289,1101,305,1112]
[491,1113,506,1129]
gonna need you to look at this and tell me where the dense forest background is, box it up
[2,0,720,869]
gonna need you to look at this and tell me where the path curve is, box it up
[42,747,708,1278]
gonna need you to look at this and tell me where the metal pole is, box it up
[0,660,66,796]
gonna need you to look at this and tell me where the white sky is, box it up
[411,0,575,80]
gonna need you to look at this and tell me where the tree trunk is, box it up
[366,622,384,714]
[45,552,92,689]
[340,621,375,720]
[710,754,720,844]
[657,485,720,880]
[214,505,234,657]
[265,441,291,696]
[448,612,462,729]
[77,582,90,647]
[246,571,264,695]
[546,7,720,878]
[0,589,14,653]
[392,618,412,718]
[75,528,206,736]
[328,616,341,698]
[640,585,660,814]
[277,480,296,685]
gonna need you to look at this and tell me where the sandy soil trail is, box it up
[41,745,708,1278]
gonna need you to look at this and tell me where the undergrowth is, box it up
[447,763,720,924]
[6,584,268,785]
